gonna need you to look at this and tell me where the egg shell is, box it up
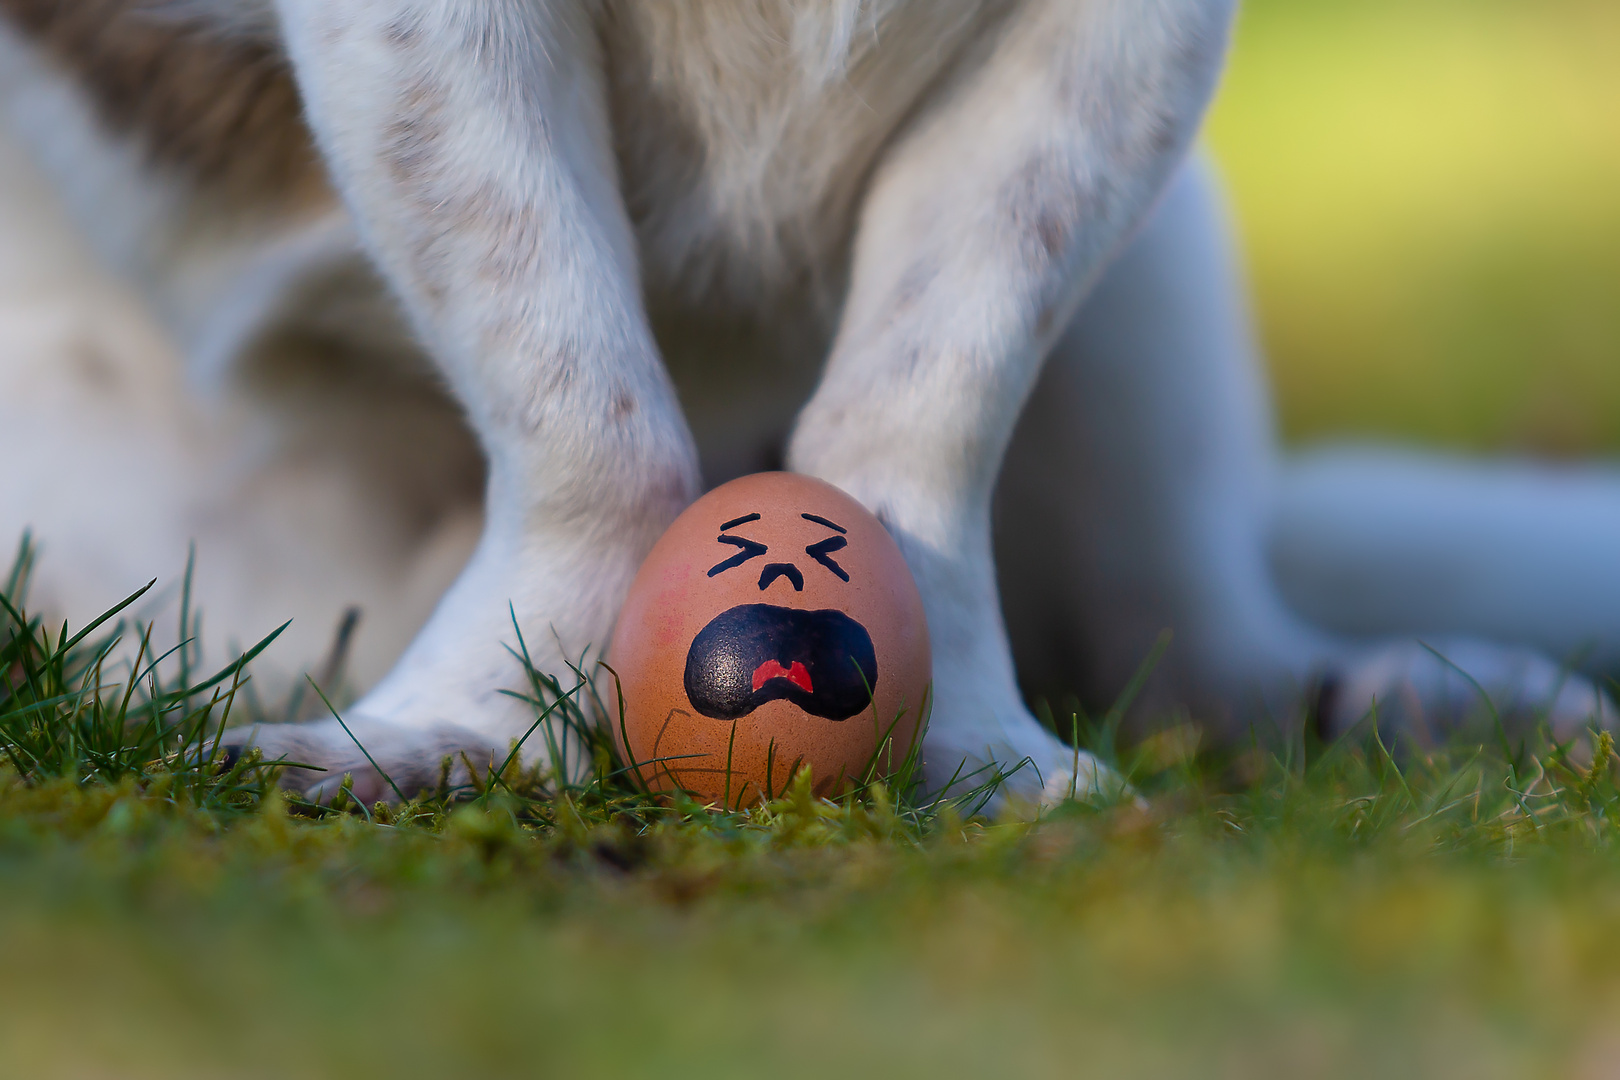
[608,472,931,806]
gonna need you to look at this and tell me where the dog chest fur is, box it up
[600,0,1009,309]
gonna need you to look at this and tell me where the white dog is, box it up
[0,0,1615,804]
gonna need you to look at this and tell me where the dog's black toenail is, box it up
[1310,673,1343,742]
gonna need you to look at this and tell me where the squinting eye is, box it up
[805,535,849,581]
[709,534,768,576]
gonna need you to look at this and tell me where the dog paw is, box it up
[921,706,1124,813]
[223,716,504,803]
[1318,638,1614,747]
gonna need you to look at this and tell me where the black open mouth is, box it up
[683,604,878,722]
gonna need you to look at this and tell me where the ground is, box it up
[6,606,1620,1079]
[3,1,1620,1077]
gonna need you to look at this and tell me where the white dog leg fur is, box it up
[790,0,1235,803]
[244,0,701,799]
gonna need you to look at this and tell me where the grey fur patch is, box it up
[0,0,328,206]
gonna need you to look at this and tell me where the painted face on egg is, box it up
[683,511,878,722]
[609,473,931,805]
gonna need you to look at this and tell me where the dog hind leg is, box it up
[0,21,485,709]
[1273,448,1620,677]
[997,154,1611,748]
[997,154,1327,738]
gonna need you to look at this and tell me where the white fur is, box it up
[0,0,1613,806]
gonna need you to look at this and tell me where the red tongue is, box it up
[752,659,813,693]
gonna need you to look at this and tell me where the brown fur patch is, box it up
[1,0,327,207]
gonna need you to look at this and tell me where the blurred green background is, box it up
[1208,0,1620,455]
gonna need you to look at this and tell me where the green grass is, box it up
[6,3,1620,1077]
[5,537,1620,1078]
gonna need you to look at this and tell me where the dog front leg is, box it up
[247,0,698,798]
[790,0,1234,803]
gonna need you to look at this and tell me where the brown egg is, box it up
[607,472,931,807]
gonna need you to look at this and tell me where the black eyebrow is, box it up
[721,513,760,531]
[801,513,846,534]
